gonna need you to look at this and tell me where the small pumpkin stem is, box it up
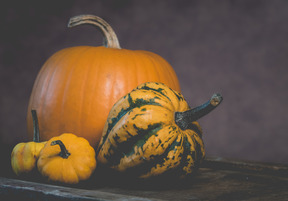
[175,93,223,130]
[31,110,40,142]
[67,14,121,49]
[51,140,71,159]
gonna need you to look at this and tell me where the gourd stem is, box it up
[67,14,121,49]
[31,110,40,142]
[51,140,71,159]
[175,93,223,130]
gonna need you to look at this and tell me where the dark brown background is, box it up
[1,0,288,173]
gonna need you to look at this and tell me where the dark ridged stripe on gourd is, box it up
[190,131,205,168]
[173,135,197,178]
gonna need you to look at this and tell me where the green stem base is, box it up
[175,93,223,130]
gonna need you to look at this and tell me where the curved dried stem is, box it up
[51,140,71,159]
[68,14,121,49]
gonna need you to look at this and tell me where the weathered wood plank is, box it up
[202,157,288,177]
[1,157,287,201]
[0,177,164,201]
[97,167,288,201]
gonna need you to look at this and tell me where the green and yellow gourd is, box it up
[97,82,223,179]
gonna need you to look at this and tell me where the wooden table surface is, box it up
[1,157,287,201]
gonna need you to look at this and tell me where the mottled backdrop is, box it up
[1,0,288,174]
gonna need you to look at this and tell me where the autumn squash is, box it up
[11,110,46,176]
[26,15,180,148]
[97,82,222,179]
[37,133,96,184]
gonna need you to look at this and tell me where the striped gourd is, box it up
[97,82,222,179]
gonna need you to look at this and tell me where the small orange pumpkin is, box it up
[27,15,180,148]
[37,133,96,184]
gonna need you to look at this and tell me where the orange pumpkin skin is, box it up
[27,44,180,148]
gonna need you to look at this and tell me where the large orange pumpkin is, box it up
[27,15,180,148]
